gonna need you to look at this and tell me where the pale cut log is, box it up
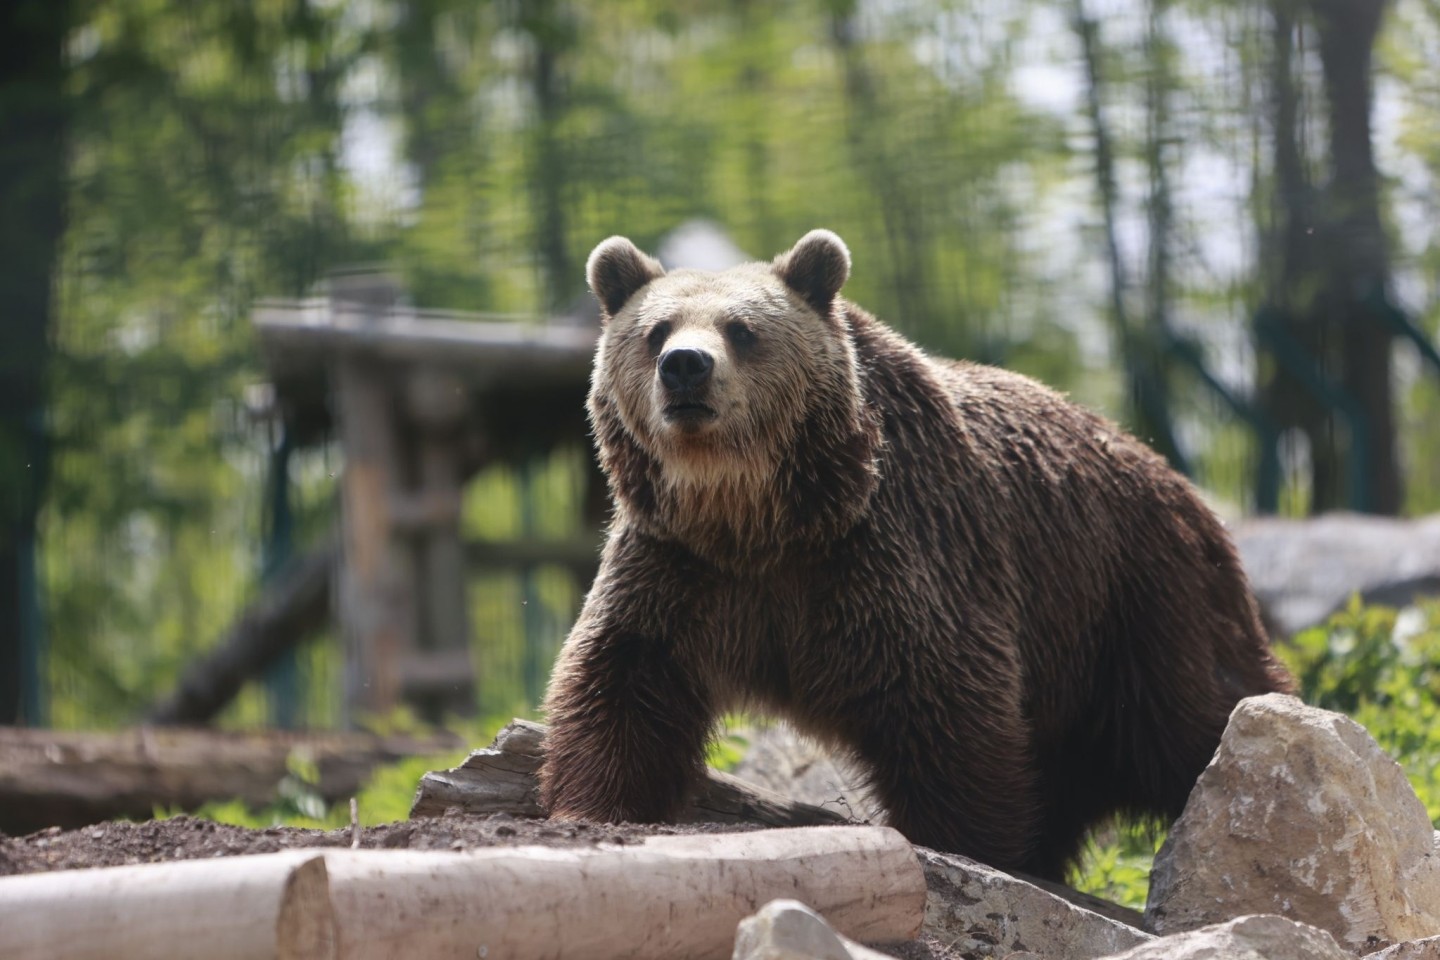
[320,827,924,960]
[0,850,334,960]
[409,717,849,827]
[0,828,922,960]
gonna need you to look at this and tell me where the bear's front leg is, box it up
[540,621,712,824]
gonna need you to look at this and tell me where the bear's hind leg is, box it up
[850,701,1045,877]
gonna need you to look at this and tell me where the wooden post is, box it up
[402,367,475,718]
[331,272,413,723]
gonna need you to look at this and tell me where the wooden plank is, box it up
[464,535,602,575]
[252,300,596,386]
[397,649,475,703]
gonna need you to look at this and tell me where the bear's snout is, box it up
[658,347,714,393]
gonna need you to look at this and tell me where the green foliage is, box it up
[30,0,1440,744]
[705,720,752,773]
[1075,823,1165,911]
[1075,599,1440,909]
[1281,598,1440,823]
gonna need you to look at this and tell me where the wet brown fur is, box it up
[540,230,1293,880]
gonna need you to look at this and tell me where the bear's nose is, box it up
[658,347,714,392]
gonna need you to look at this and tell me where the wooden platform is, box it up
[250,273,604,723]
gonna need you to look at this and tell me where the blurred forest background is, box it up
[2,0,1439,734]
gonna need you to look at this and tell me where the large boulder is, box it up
[1097,914,1348,960]
[1146,694,1440,952]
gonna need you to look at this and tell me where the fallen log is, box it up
[147,545,335,726]
[0,725,463,835]
[0,827,925,960]
[410,717,850,827]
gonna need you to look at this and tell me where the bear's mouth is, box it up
[663,401,718,424]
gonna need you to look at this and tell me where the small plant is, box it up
[1281,597,1440,823]
[1075,822,1165,911]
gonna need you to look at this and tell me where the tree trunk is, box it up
[0,0,68,724]
[523,0,574,312]
[1314,0,1399,514]
[1074,0,1185,470]
[829,4,935,337]
[1261,0,1397,515]
[1261,0,1336,511]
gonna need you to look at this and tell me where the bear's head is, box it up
[585,230,881,565]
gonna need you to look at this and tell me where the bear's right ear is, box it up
[587,237,666,320]
[774,229,851,316]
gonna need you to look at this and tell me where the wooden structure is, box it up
[250,272,602,723]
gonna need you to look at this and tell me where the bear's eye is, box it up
[725,321,758,351]
[645,321,672,354]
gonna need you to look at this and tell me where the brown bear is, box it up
[539,229,1293,880]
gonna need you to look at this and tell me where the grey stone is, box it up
[1146,694,1440,953]
[1097,914,1349,960]
[732,899,894,960]
[918,847,1154,959]
[1365,936,1440,960]
[1236,513,1440,635]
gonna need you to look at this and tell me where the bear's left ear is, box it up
[774,229,851,316]
[587,236,666,320]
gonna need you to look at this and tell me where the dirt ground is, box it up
[0,811,962,959]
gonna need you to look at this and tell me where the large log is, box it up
[409,717,849,828]
[0,726,463,835]
[0,828,925,960]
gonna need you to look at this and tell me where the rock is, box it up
[410,719,847,828]
[918,847,1154,959]
[1365,937,1440,960]
[1096,914,1349,960]
[732,899,895,960]
[730,723,880,822]
[1235,513,1440,635]
[1146,694,1440,953]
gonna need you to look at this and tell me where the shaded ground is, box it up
[0,812,960,959]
